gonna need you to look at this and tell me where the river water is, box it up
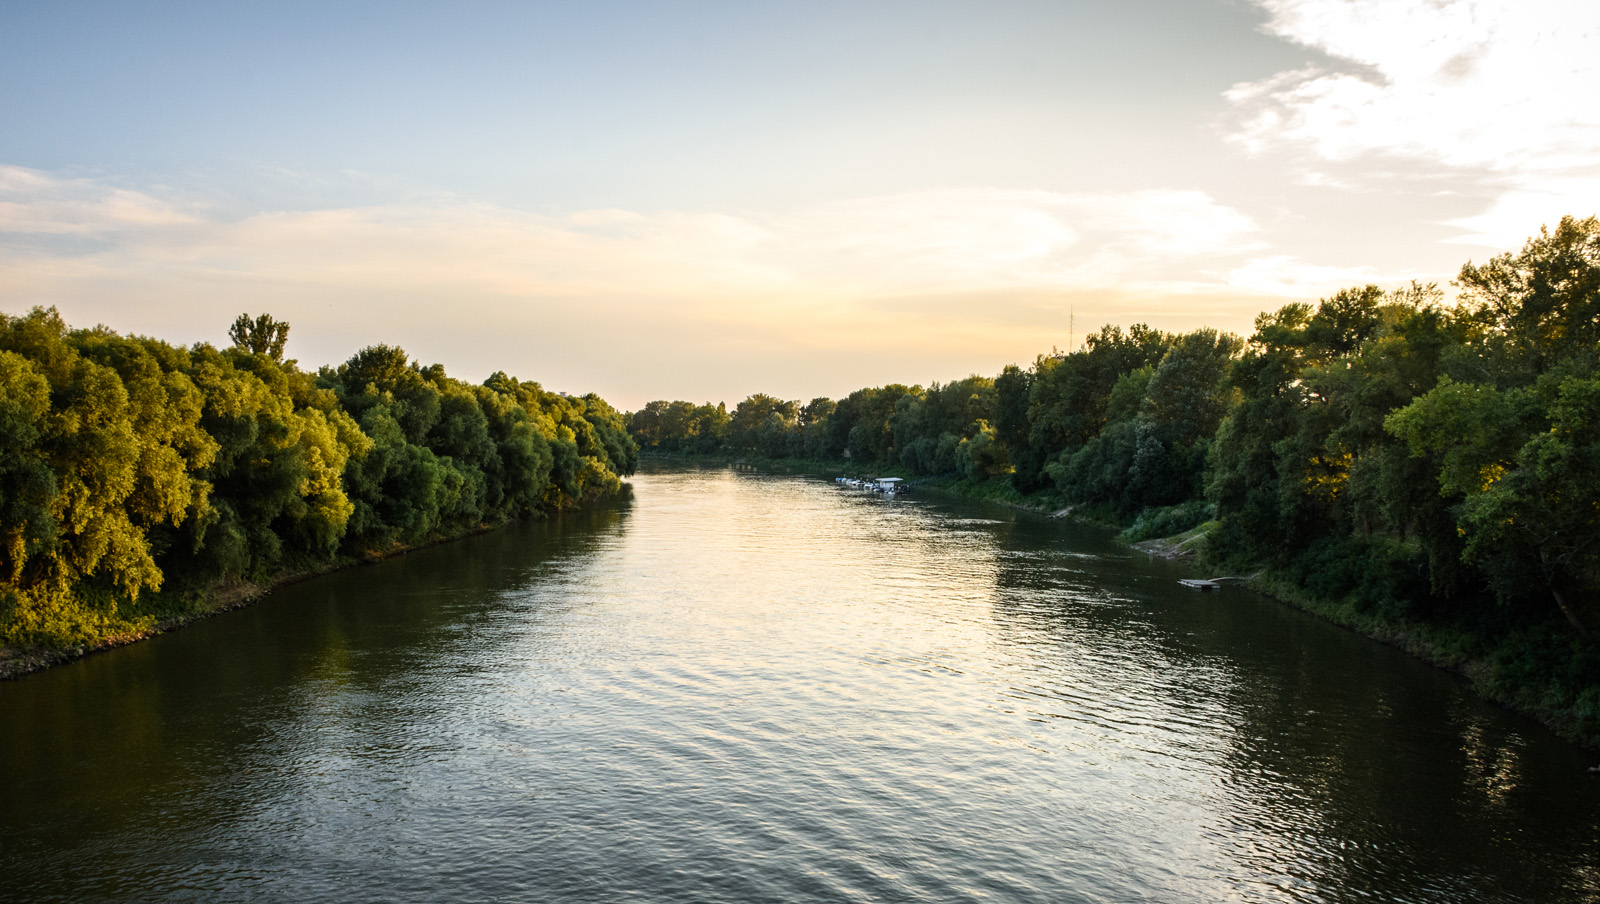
[3,465,1598,903]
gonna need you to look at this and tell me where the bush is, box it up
[1123,499,1213,542]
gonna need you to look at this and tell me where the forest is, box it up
[629,216,1600,742]
[0,310,637,650]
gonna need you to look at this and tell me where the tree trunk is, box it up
[1552,586,1587,635]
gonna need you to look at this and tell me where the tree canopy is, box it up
[0,310,635,648]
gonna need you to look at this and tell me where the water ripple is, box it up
[2,467,1598,903]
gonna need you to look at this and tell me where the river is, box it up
[3,465,1598,903]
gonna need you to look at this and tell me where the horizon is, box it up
[3,0,1597,410]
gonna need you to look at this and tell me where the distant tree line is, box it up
[631,217,1600,690]
[0,310,637,647]
[633,325,1247,518]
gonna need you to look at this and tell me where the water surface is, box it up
[4,466,1598,902]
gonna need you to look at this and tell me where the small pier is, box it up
[1177,575,1254,591]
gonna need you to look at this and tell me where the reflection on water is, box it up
[3,465,1598,903]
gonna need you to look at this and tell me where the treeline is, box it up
[632,217,1600,734]
[0,310,637,648]
[631,324,1253,527]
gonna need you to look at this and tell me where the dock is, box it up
[1177,574,1255,591]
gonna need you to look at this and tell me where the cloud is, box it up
[764,188,1263,295]
[1441,176,1600,249]
[0,165,201,235]
[1224,255,1387,297]
[1230,0,1600,172]
[1229,0,1600,244]
[0,167,1273,306]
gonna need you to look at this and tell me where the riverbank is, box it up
[1120,516,1600,749]
[0,511,597,681]
[0,568,328,680]
[1234,571,1600,749]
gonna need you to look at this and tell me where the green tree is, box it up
[0,309,196,642]
[228,313,292,362]
[1143,328,1243,447]
[473,383,554,519]
[1455,215,1600,379]
[729,394,798,452]
[1388,349,1600,631]
[992,364,1033,480]
[0,351,57,588]
[1025,324,1171,488]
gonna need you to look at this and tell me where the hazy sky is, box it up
[2,0,1596,408]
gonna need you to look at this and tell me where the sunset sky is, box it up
[2,0,1596,409]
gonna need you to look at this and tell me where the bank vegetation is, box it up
[0,310,637,668]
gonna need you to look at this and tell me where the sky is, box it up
[2,0,1597,409]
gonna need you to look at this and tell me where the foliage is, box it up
[0,309,635,647]
[228,313,292,362]
[1122,500,1214,543]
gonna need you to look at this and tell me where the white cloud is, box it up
[0,167,1269,305]
[1232,0,1600,171]
[0,165,201,235]
[1442,176,1600,248]
[765,188,1261,294]
[1225,255,1388,297]
[1230,0,1600,244]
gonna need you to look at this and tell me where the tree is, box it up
[1026,324,1171,487]
[1143,328,1244,447]
[228,313,292,362]
[957,421,1009,479]
[1455,215,1600,379]
[729,394,798,452]
[992,364,1032,479]
[1387,376,1594,630]
[0,351,57,587]
[797,397,836,457]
